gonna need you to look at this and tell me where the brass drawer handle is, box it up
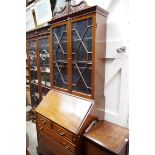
[64,145,70,155]
[39,127,43,130]
[57,129,65,136]
[59,132,65,136]
[43,121,46,125]
[65,146,70,150]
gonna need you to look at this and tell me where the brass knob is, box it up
[43,121,46,125]
[57,129,65,136]
[40,127,43,130]
[65,145,70,150]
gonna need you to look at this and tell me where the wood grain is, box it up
[36,89,93,134]
[84,121,129,155]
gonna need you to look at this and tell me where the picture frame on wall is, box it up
[26,7,35,32]
[34,0,52,26]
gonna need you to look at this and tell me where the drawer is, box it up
[38,130,64,155]
[37,125,76,154]
[36,113,77,144]
[51,122,77,144]
[36,113,51,129]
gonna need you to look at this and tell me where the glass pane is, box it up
[28,41,37,70]
[40,72,50,87]
[52,24,68,89]
[83,38,92,52]
[39,38,50,71]
[72,63,92,94]
[28,40,40,106]
[42,87,49,97]
[53,63,67,88]
[72,18,93,95]
[76,19,87,38]
[31,83,39,107]
[39,38,51,96]
[76,43,87,61]
[30,70,37,83]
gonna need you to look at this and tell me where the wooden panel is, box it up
[94,12,107,99]
[83,121,129,154]
[84,139,128,155]
[84,140,111,155]
[26,25,50,39]
[35,90,93,134]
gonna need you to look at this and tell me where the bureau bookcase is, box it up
[34,1,108,155]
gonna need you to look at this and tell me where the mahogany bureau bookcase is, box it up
[35,1,109,155]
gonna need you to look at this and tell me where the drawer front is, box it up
[36,113,51,129]
[51,121,77,144]
[36,113,77,144]
[38,130,62,155]
[37,124,76,154]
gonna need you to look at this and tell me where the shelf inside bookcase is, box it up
[41,81,50,87]
[40,67,50,73]
[30,68,37,71]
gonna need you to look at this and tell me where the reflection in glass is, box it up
[39,38,50,72]
[28,41,37,69]
[30,70,37,83]
[42,87,49,98]
[40,72,50,87]
[31,83,39,107]
[28,40,40,107]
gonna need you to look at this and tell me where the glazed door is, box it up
[52,23,68,90]
[38,37,51,99]
[27,40,40,107]
[71,17,93,95]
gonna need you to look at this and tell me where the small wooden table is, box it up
[83,120,129,155]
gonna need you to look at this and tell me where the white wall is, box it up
[76,0,129,127]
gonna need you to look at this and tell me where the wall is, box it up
[76,0,129,127]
